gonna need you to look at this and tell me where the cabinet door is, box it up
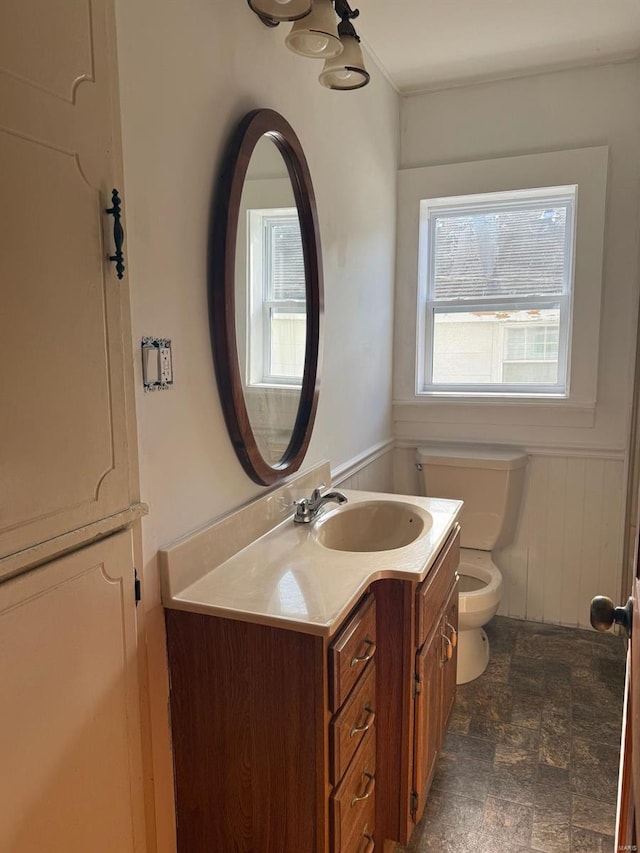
[412,628,442,823]
[0,530,147,852]
[0,0,134,560]
[440,582,459,739]
[416,526,459,648]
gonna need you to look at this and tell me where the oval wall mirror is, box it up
[209,109,323,486]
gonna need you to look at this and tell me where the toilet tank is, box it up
[417,446,528,551]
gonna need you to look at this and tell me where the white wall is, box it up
[397,61,640,451]
[114,3,399,849]
[395,61,640,628]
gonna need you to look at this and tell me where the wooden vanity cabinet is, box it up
[165,525,460,853]
[166,592,377,853]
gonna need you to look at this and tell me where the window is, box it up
[247,207,306,387]
[502,324,560,384]
[419,186,576,396]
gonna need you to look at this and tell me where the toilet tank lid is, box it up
[417,446,528,470]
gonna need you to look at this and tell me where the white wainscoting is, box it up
[332,439,395,492]
[394,445,626,629]
[497,453,625,629]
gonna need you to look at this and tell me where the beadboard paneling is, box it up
[394,446,625,629]
[333,442,395,492]
[496,454,625,628]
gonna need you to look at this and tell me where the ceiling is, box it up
[356,0,640,94]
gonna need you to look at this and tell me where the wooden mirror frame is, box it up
[209,109,323,486]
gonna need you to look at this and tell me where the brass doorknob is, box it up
[590,595,632,635]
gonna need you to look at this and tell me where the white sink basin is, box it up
[313,500,432,553]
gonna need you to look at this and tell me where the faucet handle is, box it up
[293,484,326,512]
[310,483,327,500]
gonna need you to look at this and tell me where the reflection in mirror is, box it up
[236,136,306,465]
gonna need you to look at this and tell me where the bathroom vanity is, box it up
[162,476,462,852]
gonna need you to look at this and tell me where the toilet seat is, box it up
[457,548,502,616]
[454,548,503,683]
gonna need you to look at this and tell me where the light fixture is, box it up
[248,0,370,90]
[248,0,313,27]
[319,15,370,90]
[285,0,342,59]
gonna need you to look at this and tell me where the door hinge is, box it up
[413,673,422,698]
[134,569,141,606]
[410,790,419,818]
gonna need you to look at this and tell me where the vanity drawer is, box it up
[344,825,375,853]
[331,726,376,853]
[416,526,460,648]
[330,658,376,784]
[329,593,376,712]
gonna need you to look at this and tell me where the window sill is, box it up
[416,391,570,403]
[246,383,302,393]
[393,396,596,430]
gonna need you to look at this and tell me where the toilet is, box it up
[416,446,528,684]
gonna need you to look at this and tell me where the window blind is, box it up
[269,217,305,301]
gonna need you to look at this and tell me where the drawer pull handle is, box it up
[350,638,376,668]
[350,705,376,738]
[444,617,457,647]
[359,832,375,853]
[441,633,453,664]
[351,771,375,807]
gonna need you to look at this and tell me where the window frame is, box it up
[418,186,577,398]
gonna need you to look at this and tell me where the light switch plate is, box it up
[142,337,173,391]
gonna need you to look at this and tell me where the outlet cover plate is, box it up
[142,337,173,391]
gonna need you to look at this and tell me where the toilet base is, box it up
[456,626,490,684]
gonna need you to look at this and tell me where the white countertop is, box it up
[162,489,463,637]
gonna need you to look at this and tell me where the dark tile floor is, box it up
[398,616,626,853]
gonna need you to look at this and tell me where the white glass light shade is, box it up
[318,33,370,89]
[248,0,312,22]
[285,0,343,58]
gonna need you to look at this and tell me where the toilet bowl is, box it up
[416,445,528,684]
[457,549,503,684]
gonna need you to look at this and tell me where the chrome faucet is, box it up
[293,483,348,524]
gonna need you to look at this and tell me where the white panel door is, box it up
[0,0,134,559]
[0,530,146,852]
